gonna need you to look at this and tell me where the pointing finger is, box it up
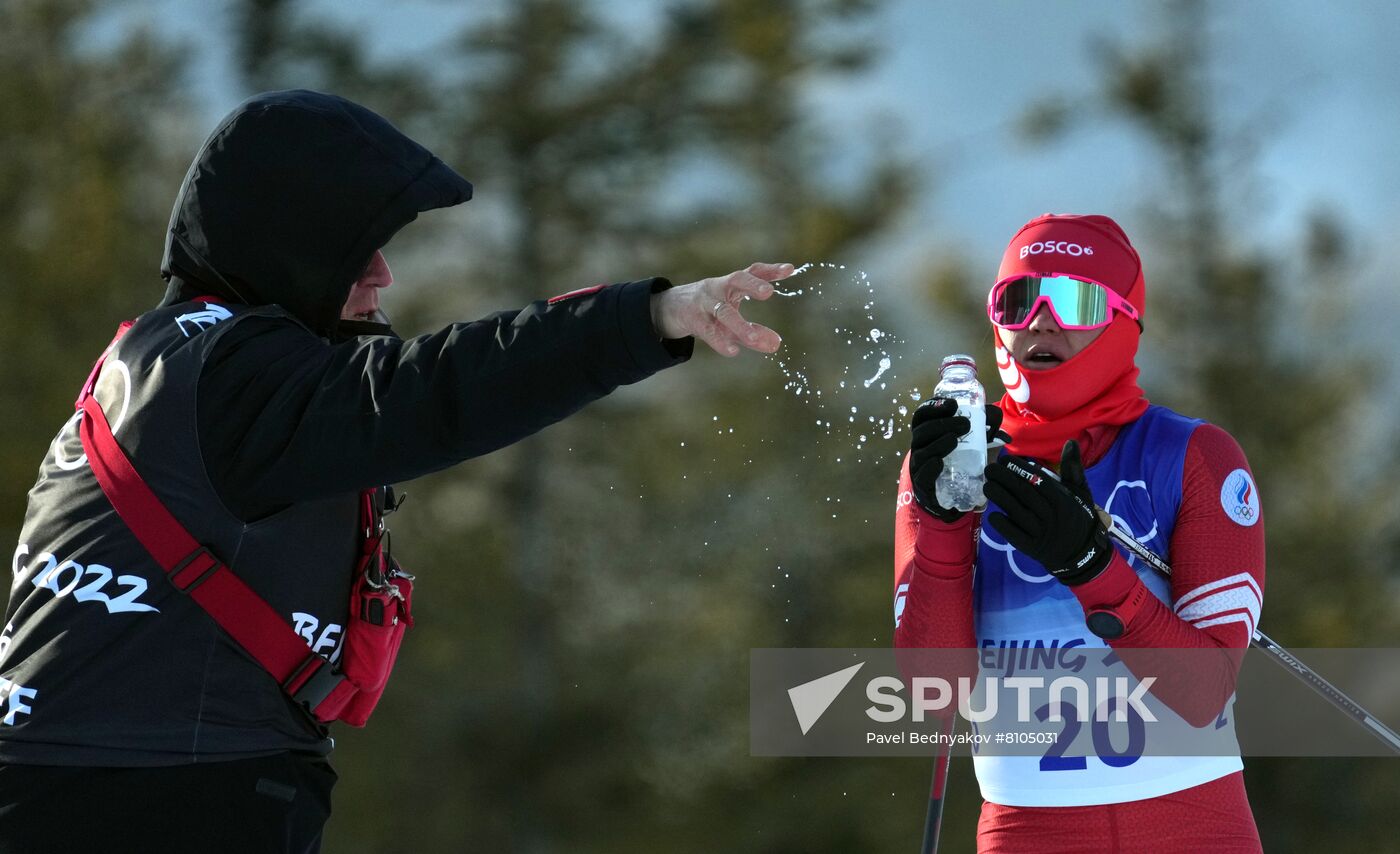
[746,262,796,284]
[724,270,776,301]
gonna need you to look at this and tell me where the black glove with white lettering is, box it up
[909,398,1009,523]
[983,440,1113,586]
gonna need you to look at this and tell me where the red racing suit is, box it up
[893,414,1265,853]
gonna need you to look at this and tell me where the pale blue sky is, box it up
[102,1,1400,235]
[95,0,1400,355]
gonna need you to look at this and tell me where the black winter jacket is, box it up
[0,90,689,765]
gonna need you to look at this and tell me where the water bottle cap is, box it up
[940,354,977,374]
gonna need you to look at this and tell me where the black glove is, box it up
[908,398,1009,523]
[983,440,1113,586]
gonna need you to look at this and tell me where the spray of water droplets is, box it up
[768,262,930,465]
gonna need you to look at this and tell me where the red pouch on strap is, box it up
[311,491,414,727]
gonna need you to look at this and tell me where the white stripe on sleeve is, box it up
[1175,573,1262,638]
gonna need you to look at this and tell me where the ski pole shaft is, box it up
[1247,629,1400,753]
[919,714,956,854]
[1098,512,1400,755]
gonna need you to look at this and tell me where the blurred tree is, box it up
[1079,1,1399,632]
[0,0,190,548]
[231,1,930,851]
[233,0,436,124]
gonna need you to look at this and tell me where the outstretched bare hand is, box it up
[650,262,793,357]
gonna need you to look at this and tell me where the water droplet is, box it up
[863,356,892,388]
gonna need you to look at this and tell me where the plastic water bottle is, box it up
[934,354,987,512]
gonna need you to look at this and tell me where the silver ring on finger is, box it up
[713,301,727,316]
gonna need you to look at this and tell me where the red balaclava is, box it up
[993,213,1150,463]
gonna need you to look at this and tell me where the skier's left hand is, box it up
[983,440,1113,586]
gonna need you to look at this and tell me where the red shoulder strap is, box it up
[75,322,132,410]
[77,374,343,710]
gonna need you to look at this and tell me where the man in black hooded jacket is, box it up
[0,90,789,853]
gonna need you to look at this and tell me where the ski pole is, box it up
[919,714,955,854]
[1096,509,1400,755]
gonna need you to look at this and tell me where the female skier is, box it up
[893,213,1265,853]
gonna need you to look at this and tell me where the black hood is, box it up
[159,89,473,337]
